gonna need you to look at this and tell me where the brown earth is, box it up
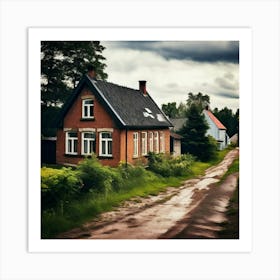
[57,148,239,239]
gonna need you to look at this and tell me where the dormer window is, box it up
[82,99,94,119]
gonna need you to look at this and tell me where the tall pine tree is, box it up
[179,104,217,161]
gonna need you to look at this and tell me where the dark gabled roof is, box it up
[170,118,187,132]
[170,131,183,139]
[57,75,173,129]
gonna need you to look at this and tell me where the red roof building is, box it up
[203,109,230,150]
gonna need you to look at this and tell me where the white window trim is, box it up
[99,131,113,157]
[133,132,139,158]
[149,132,153,152]
[79,128,96,132]
[82,99,94,119]
[81,132,96,155]
[97,128,114,132]
[141,132,147,156]
[160,131,165,153]
[65,132,78,155]
[81,95,95,100]
[154,131,159,153]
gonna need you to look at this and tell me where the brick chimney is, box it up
[139,80,147,95]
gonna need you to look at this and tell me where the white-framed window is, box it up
[160,131,165,153]
[99,132,113,157]
[149,132,153,152]
[154,131,159,153]
[82,99,94,118]
[133,132,139,158]
[141,132,147,155]
[82,132,96,155]
[65,132,78,155]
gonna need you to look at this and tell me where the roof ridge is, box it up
[97,79,140,93]
[204,109,226,130]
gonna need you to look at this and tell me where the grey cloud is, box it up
[215,77,238,91]
[104,41,239,63]
[216,92,239,99]
[166,82,179,89]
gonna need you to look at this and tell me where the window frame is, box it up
[133,132,139,158]
[154,131,159,153]
[81,131,96,155]
[82,98,94,119]
[65,131,78,155]
[160,131,165,153]
[141,132,148,156]
[99,131,113,157]
[149,132,153,152]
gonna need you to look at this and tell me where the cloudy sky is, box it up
[102,41,239,112]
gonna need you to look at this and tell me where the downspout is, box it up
[125,128,128,167]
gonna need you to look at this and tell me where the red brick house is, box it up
[56,72,173,167]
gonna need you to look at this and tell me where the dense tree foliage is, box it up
[161,102,187,118]
[213,107,239,137]
[41,41,108,136]
[179,104,217,161]
[186,92,210,112]
[161,92,210,118]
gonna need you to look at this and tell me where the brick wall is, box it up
[56,86,121,167]
[56,85,171,167]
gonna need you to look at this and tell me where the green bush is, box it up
[117,162,146,180]
[76,155,124,194]
[41,167,82,209]
[147,152,194,177]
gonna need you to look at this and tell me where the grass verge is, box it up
[218,179,239,239]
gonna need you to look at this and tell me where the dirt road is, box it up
[58,148,239,239]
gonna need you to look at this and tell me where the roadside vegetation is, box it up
[218,154,239,238]
[41,148,234,238]
[218,180,239,239]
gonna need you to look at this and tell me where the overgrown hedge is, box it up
[41,155,150,210]
[41,167,82,210]
[147,152,194,177]
[41,153,193,211]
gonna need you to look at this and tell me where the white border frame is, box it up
[28,27,252,253]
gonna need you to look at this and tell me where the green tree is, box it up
[212,107,239,137]
[177,101,187,117]
[41,41,108,136]
[179,104,217,161]
[161,101,187,118]
[186,92,210,112]
[161,102,178,118]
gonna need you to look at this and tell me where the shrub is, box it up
[147,152,194,177]
[117,162,146,180]
[41,167,81,210]
[76,154,124,194]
